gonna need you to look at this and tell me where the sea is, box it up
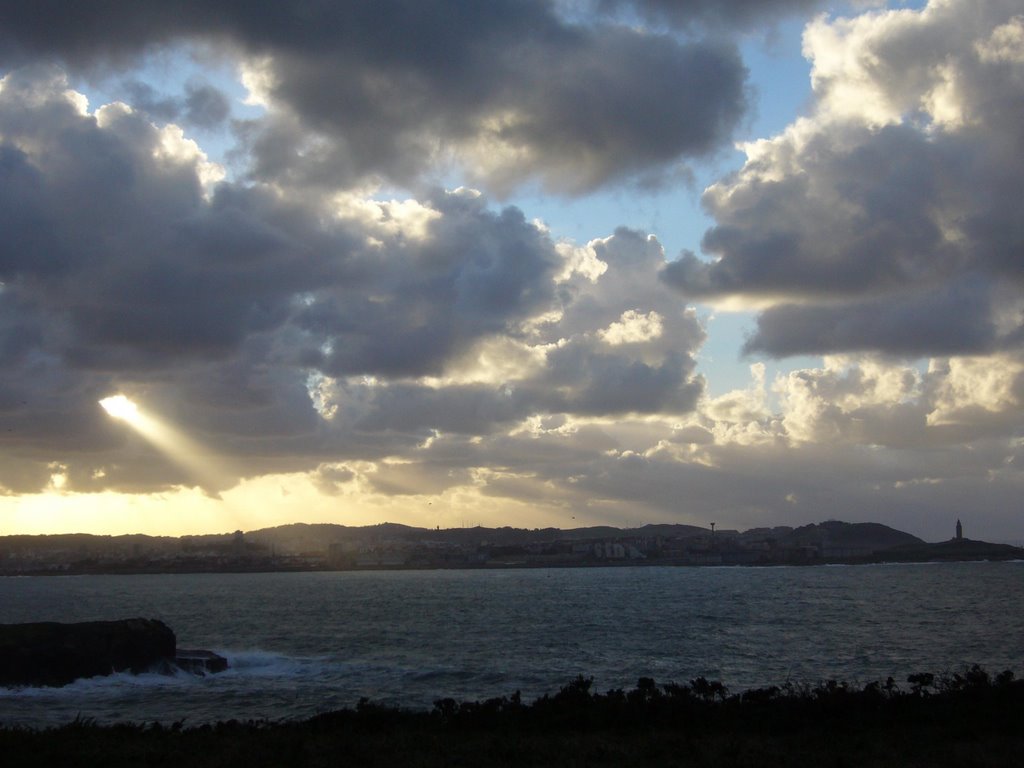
[1,561,1022,728]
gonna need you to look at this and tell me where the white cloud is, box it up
[926,356,1024,427]
[599,309,664,345]
[976,16,1024,63]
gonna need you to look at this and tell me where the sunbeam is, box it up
[99,395,141,424]
[99,395,227,494]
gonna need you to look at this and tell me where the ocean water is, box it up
[1,561,1022,727]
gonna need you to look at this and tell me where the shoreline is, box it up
[4,552,1023,577]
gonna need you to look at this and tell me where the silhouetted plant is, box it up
[432,697,458,720]
[740,686,780,704]
[553,674,594,704]
[938,664,992,694]
[964,664,991,688]
[907,672,934,695]
[814,679,849,699]
[3,667,1023,767]
[994,669,1015,687]
[626,676,662,706]
[661,681,694,701]
[690,676,728,701]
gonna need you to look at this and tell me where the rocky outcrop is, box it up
[175,648,229,675]
[0,618,177,687]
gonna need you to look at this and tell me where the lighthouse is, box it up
[955,519,963,541]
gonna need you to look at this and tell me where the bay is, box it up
[1,561,1021,727]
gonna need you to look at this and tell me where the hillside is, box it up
[781,521,924,555]
[245,521,710,554]
[880,537,1024,563]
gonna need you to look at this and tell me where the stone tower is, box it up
[955,519,963,540]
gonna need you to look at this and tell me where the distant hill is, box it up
[781,521,924,554]
[5,521,1021,569]
[631,523,709,539]
[245,521,711,554]
[0,533,181,556]
[243,519,925,558]
[880,537,1024,563]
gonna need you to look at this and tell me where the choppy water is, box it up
[1,561,1022,727]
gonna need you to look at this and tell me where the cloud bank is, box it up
[0,0,748,194]
[663,1,1024,359]
[1,0,1023,542]
[0,65,705,495]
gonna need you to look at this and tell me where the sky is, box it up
[1,0,1023,543]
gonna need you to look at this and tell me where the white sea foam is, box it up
[216,649,331,680]
[1,667,200,697]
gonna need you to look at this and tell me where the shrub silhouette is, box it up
[2,666,1021,768]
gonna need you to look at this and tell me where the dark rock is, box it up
[0,618,176,687]
[175,648,229,675]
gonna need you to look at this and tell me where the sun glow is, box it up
[99,395,140,423]
[99,394,228,493]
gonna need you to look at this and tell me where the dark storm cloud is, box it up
[592,0,823,30]
[119,81,180,123]
[662,124,963,301]
[0,0,552,64]
[0,68,714,495]
[742,280,998,358]
[0,70,563,382]
[351,384,526,436]
[297,194,562,379]
[234,18,747,193]
[539,346,701,414]
[0,68,337,369]
[183,82,230,128]
[327,346,701,438]
[315,226,710,435]
[0,0,748,193]
[123,80,231,129]
[0,72,472,486]
[285,224,710,444]
[662,3,1024,359]
[342,344,702,439]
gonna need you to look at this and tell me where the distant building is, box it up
[591,541,645,560]
[955,519,963,541]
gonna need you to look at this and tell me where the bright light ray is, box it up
[99,395,140,423]
[99,395,227,493]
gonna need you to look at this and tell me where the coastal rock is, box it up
[175,648,229,675]
[0,618,177,687]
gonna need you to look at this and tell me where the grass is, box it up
[2,666,1021,767]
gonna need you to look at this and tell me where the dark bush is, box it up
[2,666,1022,768]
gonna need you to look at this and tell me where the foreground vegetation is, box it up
[2,666,1022,767]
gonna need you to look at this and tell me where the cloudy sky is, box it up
[2,0,1022,542]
